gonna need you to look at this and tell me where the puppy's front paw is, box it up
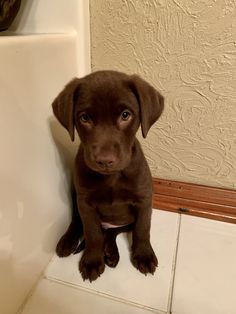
[132,245,158,275]
[79,251,105,282]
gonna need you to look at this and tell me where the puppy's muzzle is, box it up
[93,151,118,174]
[95,153,116,169]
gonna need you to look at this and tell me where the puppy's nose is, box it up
[95,155,116,168]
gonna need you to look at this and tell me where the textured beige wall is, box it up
[90,0,236,189]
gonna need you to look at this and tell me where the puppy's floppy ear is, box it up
[130,75,164,138]
[52,78,80,141]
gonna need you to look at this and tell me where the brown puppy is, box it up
[52,70,164,282]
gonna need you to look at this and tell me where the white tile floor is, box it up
[20,210,236,314]
[171,215,236,314]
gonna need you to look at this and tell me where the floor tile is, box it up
[21,278,163,314]
[45,210,180,313]
[171,215,236,314]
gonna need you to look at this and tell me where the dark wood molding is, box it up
[152,178,236,224]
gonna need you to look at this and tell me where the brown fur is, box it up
[52,70,164,282]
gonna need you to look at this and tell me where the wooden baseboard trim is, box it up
[152,178,236,224]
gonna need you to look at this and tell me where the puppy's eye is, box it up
[121,110,131,121]
[79,113,90,123]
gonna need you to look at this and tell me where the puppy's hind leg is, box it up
[104,224,133,268]
[56,220,82,257]
[104,228,120,268]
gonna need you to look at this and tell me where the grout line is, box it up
[44,276,166,314]
[167,213,182,314]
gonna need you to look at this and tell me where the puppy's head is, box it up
[52,71,164,174]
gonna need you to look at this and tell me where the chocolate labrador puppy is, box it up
[52,70,164,282]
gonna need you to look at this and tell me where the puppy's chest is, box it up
[90,185,135,207]
[90,186,135,224]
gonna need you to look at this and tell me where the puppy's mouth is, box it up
[85,160,125,175]
[90,165,121,175]
[97,169,116,175]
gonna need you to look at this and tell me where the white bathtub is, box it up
[0,1,90,313]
